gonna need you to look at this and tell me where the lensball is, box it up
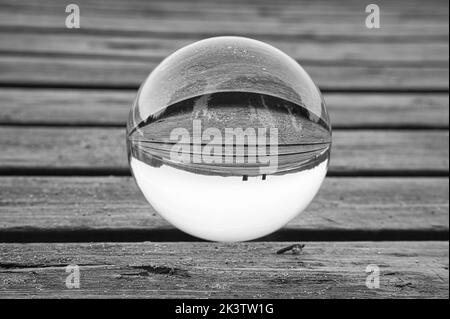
[127,36,331,242]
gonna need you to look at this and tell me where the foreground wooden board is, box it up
[0,242,447,298]
[0,89,448,128]
[1,32,448,64]
[0,56,448,90]
[0,177,447,235]
[0,128,447,173]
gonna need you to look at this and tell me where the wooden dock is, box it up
[0,0,448,298]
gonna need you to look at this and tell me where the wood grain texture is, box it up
[1,32,448,65]
[0,0,448,299]
[0,89,448,128]
[0,127,447,173]
[0,241,447,298]
[0,177,447,234]
[0,56,447,90]
[3,0,449,17]
[0,0,448,38]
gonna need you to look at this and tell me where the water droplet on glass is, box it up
[127,36,331,242]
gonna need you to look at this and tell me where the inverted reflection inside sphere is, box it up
[127,36,331,242]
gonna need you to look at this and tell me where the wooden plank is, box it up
[0,56,448,90]
[326,93,449,128]
[6,13,445,39]
[3,0,448,17]
[0,177,447,235]
[0,128,447,173]
[0,89,448,128]
[0,242,447,298]
[0,0,448,38]
[1,32,448,64]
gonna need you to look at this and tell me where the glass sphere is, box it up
[127,36,331,242]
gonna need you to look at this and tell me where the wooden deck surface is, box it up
[0,0,448,298]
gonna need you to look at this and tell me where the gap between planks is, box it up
[0,167,448,178]
[0,83,448,93]
[0,229,447,243]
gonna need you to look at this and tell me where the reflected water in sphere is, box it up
[127,36,332,242]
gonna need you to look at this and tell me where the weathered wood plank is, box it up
[0,89,447,128]
[1,32,448,65]
[0,0,448,38]
[0,177,447,234]
[0,242,447,298]
[0,56,448,90]
[3,0,448,17]
[0,128,447,173]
